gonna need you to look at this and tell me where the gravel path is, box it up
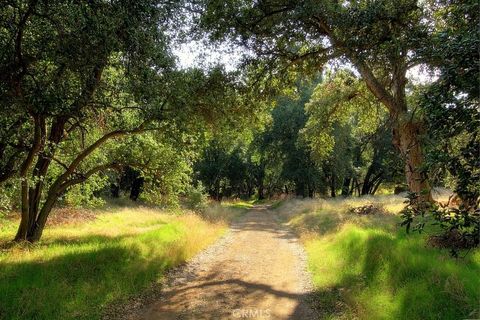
[111,205,315,320]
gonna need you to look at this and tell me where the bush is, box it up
[401,192,479,256]
[183,182,209,211]
[0,181,20,211]
[62,177,107,208]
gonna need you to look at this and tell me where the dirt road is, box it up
[130,206,315,320]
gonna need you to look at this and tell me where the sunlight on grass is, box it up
[199,200,251,222]
[275,196,480,320]
[0,206,228,320]
[222,199,255,209]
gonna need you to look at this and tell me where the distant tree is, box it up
[198,0,436,202]
[261,79,324,197]
[195,142,231,200]
[303,70,402,196]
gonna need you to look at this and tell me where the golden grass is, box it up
[0,205,230,320]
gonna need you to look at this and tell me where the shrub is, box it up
[401,192,479,256]
[183,182,209,211]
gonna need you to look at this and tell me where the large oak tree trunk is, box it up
[350,56,433,204]
[393,119,433,203]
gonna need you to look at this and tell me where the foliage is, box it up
[400,192,429,234]
[198,0,440,202]
[183,182,209,211]
[262,78,325,197]
[62,178,107,208]
[303,70,402,196]
[401,0,480,253]
[111,133,194,207]
[0,1,259,241]
[194,72,405,200]
[420,0,480,207]
[401,192,480,256]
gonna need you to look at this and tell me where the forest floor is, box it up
[113,205,316,320]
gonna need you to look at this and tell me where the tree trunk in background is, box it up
[342,177,351,196]
[361,165,374,195]
[111,184,120,198]
[330,176,336,198]
[308,184,314,198]
[392,119,433,203]
[129,177,144,201]
[258,184,265,200]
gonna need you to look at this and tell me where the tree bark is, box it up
[317,23,433,203]
[392,119,433,203]
[14,114,43,241]
[258,184,265,200]
[12,122,143,243]
[27,191,58,242]
[354,60,433,202]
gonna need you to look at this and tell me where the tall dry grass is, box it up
[0,205,227,320]
[272,193,479,320]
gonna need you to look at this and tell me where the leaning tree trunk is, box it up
[14,180,31,241]
[342,51,433,204]
[14,179,60,242]
[26,193,58,242]
[393,118,433,203]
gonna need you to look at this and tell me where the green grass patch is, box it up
[0,207,226,320]
[222,199,255,210]
[275,196,480,320]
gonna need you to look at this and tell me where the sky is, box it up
[173,40,243,72]
[173,41,438,85]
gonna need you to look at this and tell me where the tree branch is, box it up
[59,162,123,193]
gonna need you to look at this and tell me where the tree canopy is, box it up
[0,0,478,246]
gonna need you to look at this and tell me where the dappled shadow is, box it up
[229,215,301,245]
[140,277,315,320]
[307,231,480,320]
[251,199,480,319]
[270,197,402,238]
[129,207,316,320]
[0,233,186,320]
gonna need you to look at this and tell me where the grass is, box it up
[275,195,480,320]
[0,205,234,320]
[197,199,252,222]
